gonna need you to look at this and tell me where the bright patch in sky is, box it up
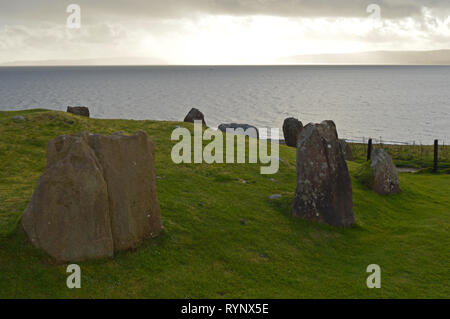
[0,6,449,64]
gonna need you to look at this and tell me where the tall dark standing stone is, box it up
[184,108,206,126]
[291,121,354,227]
[283,117,303,147]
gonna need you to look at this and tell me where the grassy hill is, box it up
[0,109,448,298]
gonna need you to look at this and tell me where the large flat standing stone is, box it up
[21,131,162,262]
[85,131,162,251]
[22,134,113,262]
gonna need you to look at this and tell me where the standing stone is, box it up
[184,108,206,126]
[291,121,354,227]
[67,106,90,117]
[21,131,162,262]
[371,149,400,195]
[21,135,113,262]
[85,131,162,251]
[283,117,303,147]
[339,139,354,161]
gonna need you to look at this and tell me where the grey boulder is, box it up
[371,149,400,195]
[12,115,26,122]
[218,123,259,139]
[184,108,206,126]
[67,106,90,117]
[283,117,303,147]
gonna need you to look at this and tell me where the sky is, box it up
[1,0,450,64]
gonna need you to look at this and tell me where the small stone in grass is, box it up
[240,218,245,225]
[67,106,90,117]
[12,115,25,122]
[269,194,282,200]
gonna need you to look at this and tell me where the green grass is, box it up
[0,109,449,298]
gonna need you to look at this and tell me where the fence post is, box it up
[433,139,438,173]
[367,138,373,161]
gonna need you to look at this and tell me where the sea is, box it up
[1,65,449,144]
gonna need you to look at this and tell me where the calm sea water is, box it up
[0,66,449,143]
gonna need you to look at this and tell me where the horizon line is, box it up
[2,64,450,67]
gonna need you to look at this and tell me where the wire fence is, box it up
[343,137,450,169]
[344,136,446,146]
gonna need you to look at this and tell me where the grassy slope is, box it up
[0,109,448,298]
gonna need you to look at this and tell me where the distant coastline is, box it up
[2,50,450,67]
[279,50,450,65]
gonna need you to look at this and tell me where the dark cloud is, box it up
[1,0,450,23]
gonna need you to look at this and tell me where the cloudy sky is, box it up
[1,0,450,64]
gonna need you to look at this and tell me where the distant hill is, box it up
[1,57,167,66]
[279,50,450,65]
[2,50,449,66]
